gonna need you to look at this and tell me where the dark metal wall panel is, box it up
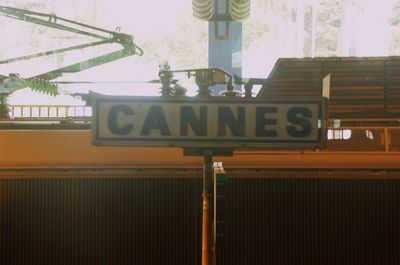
[1,174,400,265]
[222,178,319,265]
[0,178,203,265]
[222,178,400,265]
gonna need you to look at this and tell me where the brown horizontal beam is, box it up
[1,130,399,170]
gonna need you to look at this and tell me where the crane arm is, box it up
[0,5,143,95]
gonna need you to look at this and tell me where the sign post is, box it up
[202,149,214,265]
[91,80,327,265]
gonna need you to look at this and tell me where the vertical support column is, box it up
[208,0,242,95]
[202,149,214,265]
[384,127,390,152]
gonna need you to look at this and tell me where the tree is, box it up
[391,1,400,54]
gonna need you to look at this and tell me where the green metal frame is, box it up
[0,5,143,118]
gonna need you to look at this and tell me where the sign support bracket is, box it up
[201,149,214,265]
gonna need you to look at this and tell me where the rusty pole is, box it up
[202,149,214,265]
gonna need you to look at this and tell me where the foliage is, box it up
[391,2,400,54]
[392,2,400,26]
[313,0,341,56]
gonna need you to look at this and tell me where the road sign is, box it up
[91,92,326,148]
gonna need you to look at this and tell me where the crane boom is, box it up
[0,5,143,95]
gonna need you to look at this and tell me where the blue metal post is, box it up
[208,1,242,95]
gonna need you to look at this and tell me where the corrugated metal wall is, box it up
[1,173,399,265]
[0,178,203,265]
[223,178,400,265]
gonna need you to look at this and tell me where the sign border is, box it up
[91,93,327,148]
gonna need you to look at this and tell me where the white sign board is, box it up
[91,93,326,148]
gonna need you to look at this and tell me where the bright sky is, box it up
[1,0,399,107]
[0,0,197,105]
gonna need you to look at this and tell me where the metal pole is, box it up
[0,94,9,118]
[202,149,214,265]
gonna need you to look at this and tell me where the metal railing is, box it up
[9,105,92,119]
